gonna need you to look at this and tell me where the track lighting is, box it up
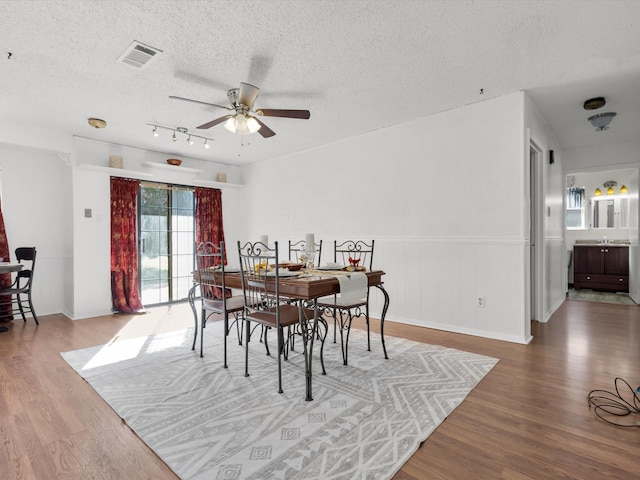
[147,123,215,150]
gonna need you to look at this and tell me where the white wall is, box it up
[71,137,245,319]
[0,142,72,317]
[0,92,576,343]
[240,92,532,343]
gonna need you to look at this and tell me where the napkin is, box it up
[336,272,367,303]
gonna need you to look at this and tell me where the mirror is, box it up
[592,197,628,229]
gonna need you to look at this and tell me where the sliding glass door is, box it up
[139,183,194,305]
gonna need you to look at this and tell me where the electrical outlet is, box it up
[477,297,485,307]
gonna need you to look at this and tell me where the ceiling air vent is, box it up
[117,41,162,69]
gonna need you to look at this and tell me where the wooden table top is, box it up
[198,269,385,301]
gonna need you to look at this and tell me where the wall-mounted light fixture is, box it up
[146,123,215,149]
[594,181,627,196]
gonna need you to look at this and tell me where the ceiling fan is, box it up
[169,82,310,138]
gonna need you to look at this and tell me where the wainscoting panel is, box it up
[369,237,528,343]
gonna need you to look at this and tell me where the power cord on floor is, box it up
[587,377,640,427]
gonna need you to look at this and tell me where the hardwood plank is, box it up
[0,300,639,479]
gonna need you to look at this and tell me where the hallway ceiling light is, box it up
[588,112,616,131]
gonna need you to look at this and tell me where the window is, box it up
[566,187,586,229]
[138,182,194,305]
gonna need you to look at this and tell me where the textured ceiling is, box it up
[1,0,640,165]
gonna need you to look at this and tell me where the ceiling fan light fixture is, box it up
[224,114,261,135]
[588,112,616,131]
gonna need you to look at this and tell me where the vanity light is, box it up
[620,185,628,194]
[595,181,624,196]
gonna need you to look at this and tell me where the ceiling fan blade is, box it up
[197,115,231,129]
[238,82,260,108]
[169,95,231,110]
[257,109,310,119]
[253,117,276,138]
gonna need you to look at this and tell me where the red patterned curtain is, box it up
[195,187,226,260]
[0,198,12,320]
[194,187,228,299]
[110,177,143,313]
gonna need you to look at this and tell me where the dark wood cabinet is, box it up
[573,245,629,292]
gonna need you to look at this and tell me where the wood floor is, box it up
[1,299,639,479]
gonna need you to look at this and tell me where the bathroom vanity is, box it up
[573,243,629,292]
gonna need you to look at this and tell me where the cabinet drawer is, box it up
[574,273,628,291]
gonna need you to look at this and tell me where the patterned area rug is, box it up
[61,323,498,480]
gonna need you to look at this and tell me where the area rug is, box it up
[61,322,498,480]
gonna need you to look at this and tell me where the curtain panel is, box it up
[194,187,226,258]
[194,187,228,299]
[110,177,144,313]
[0,198,12,320]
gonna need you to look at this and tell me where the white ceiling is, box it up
[1,0,640,166]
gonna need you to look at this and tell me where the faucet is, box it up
[602,236,607,244]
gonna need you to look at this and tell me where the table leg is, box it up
[188,284,198,351]
[374,284,390,360]
[299,300,318,401]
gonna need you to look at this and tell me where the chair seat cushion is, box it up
[317,295,367,309]
[247,304,315,328]
[203,295,245,313]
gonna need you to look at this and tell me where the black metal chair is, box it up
[0,247,38,325]
[317,240,375,365]
[238,240,326,394]
[192,241,244,367]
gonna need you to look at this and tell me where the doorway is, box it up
[138,182,195,305]
[529,143,543,322]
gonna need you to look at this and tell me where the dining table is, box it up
[190,268,389,401]
[0,262,23,332]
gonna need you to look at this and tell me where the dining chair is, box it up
[288,239,323,268]
[0,247,38,325]
[317,240,374,365]
[237,240,325,394]
[192,241,244,367]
